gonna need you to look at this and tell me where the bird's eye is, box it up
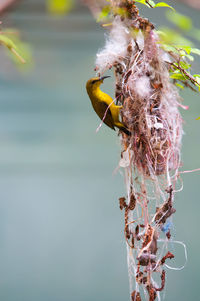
[91,80,96,84]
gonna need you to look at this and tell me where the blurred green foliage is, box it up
[46,0,74,15]
[166,11,192,31]
[0,31,25,64]
[1,29,32,69]
[158,10,200,91]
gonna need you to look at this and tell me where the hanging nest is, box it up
[120,28,183,178]
[86,1,187,300]
[95,9,183,179]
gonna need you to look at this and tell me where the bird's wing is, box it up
[98,101,115,130]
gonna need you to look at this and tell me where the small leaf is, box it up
[170,73,186,80]
[190,48,200,56]
[175,45,191,54]
[184,54,194,61]
[154,2,175,11]
[178,49,194,61]
[0,34,26,63]
[0,34,16,50]
[134,0,149,7]
[179,49,187,56]
[46,0,73,15]
[161,43,178,53]
[1,30,31,65]
[171,68,181,74]
[175,83,184,89]
[179,61,191,69]
[97,6,111,22]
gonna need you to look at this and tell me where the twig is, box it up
[166,61,200,87]
[145,0,154,8]
[10,47,26,64]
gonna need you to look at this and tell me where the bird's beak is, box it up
[100,76,111,81]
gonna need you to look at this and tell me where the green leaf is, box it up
[175,45,191,54]
[166,11,192,31]
[184,54,194,61]
[179,49,187,56]
[46,0,73,15]
[1,30,31,65]
[0,34,25,63]
[170,69,181,74]
[0,34,17,50]
[134,0,149,7]
[190,48,200,56]
[154,2,175,11]
[161,43,179,53]
[170,73,186,80]
[179,61,191,69]
[97,5,111,22]
[175,83,184,89]
[177,48,194,60]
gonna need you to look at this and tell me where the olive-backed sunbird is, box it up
[86,76,130,135]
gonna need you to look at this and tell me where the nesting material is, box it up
[96,17,129,74]
[96,18,183,178]
[121,30,183,178]
[90,1,186,300]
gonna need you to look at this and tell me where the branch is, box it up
[166,61,200,87]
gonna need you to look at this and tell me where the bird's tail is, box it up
[119,126,131,136]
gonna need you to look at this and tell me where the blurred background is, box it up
[0,0,199,300]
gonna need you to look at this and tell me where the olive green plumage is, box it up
[86,76,130,135]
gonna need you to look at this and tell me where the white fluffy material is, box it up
[134,75,152,98]
[96,17,129,74]
[161,51,172,63]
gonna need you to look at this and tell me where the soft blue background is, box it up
[0,0,199,300]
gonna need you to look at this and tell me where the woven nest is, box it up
[117,30,183,178]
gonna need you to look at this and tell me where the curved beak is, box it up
[100,76,111,81]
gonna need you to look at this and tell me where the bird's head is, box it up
[86,76,110,92]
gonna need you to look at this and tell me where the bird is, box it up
[86,76,130,135]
